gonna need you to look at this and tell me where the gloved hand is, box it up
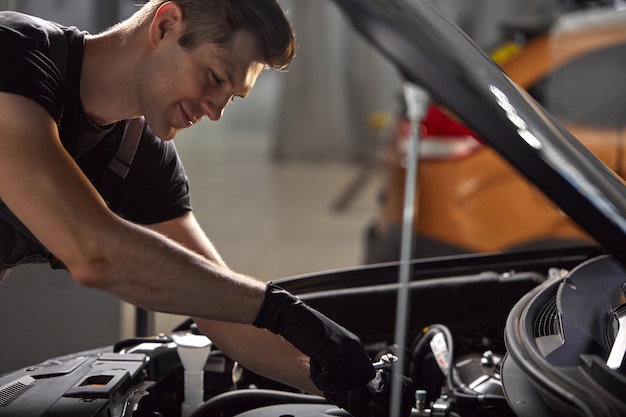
[252,282,375,392]
[324,370,416,417]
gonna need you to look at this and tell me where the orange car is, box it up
[366,8,626,263]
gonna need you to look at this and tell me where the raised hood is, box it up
[330,0,626,264]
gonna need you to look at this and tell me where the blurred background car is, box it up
[366,6,626,263]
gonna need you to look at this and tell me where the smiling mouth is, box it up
[179,103,196,126]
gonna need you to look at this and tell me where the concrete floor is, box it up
[137,114,382,336]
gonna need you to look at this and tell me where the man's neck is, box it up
[80,28,145,126]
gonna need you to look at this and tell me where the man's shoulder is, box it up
[0,12,85,125]
[0,11,52,45]
[0,11,82,52]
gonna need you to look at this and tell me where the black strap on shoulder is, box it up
[100,117,146,204]
[33,16,145,201]
[34,16,146,204]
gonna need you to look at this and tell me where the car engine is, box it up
[0,248,623,417]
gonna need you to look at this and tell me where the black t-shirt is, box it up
[0,11,192,267]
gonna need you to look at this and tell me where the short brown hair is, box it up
[134,0,295,70]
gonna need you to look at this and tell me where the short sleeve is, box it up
[0,12,65,121]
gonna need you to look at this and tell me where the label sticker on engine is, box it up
[430,332,450,374]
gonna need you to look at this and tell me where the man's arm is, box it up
[0,92,265,322]
[148,211,322,395]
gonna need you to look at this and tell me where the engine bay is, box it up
[0,247,623,417]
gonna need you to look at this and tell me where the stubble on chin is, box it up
[157,125,179,141]
[144,111,179,141]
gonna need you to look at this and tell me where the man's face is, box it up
[137,8,265,140]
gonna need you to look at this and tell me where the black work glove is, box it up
[325,370,416,417]
[252,283,375,392]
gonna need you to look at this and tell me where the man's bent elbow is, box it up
[54,217,127,289]
[65,255,116,289]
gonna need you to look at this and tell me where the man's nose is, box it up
[204,93,232,121]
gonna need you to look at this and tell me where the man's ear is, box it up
[148,1,184,46]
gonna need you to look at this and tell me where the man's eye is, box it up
[210,72,222,85]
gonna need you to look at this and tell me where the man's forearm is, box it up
[194,318,321,395]
[73,218,267,323]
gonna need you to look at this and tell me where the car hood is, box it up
[330,0,626,264]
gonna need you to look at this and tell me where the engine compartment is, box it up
[0,246,624,417]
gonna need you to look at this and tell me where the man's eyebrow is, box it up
[217,59,237,88]
[225,65,255,97]
[224,67,234,84]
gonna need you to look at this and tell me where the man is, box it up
[0,1,415,416]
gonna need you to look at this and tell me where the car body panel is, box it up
[502,15,626,88]
[415,147,593,251]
